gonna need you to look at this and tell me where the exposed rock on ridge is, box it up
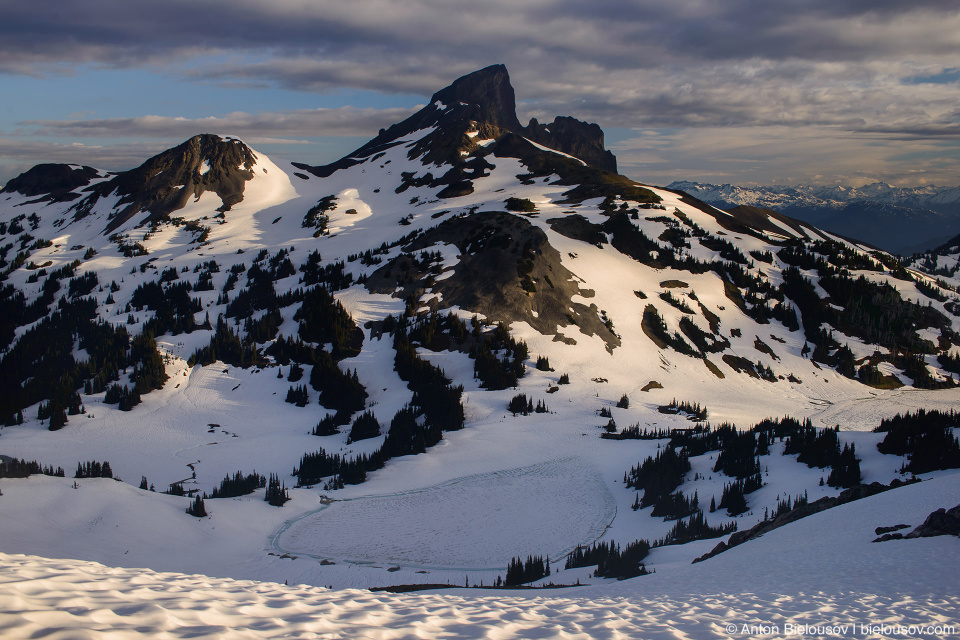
[72,134,257,232]
[694,479,920,563]
[524,116,617,173]
[366,211,620,350]
[296,65,620,188]
[2,164,101,203]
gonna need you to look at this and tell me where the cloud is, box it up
[20,106,421,140]
[5,2,959,84]
[0,104,426,186]
[0,138,175,186]
[3,1,960,187]
[611,125,960,188]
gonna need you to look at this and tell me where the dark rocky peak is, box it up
[318,65,523,172]
[429,64,523,134]
[2,163,101,203]
[78,134,257,232]
[488,132,657,205]
[297,65,619,181]
[523,116,617,173]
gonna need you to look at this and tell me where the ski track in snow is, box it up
[274,457,616,570]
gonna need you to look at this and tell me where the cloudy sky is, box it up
[2,0,959,188]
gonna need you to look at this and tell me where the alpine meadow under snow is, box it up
[0,65,959,638]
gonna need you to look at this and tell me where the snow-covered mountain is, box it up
[1,65,959,636]
[668,180,960,255]
[905,232,960,290]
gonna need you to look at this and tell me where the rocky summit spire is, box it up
[295,64,620,181]
[429,64,523,133]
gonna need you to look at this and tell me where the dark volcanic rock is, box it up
[547,215,607,247]
[873,532,904,542]
[489,133,657,205]
[431,64,523,134]
[905,504,960,538]
[2,163,100,202]
[296,65,622,190]
[74,134,257,232]
[875,524,910,535]
[366,211,619,350]
[524,116,617,173]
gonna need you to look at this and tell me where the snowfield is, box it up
[1,471,958,639]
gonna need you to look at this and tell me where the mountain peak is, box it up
[2,163,101,202]
[429,64,523,133]
[297,64,619,186]
[80,133,259,232]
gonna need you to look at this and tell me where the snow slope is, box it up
[2,471,958,639]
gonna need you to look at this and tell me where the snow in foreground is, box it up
[2,472,958,639]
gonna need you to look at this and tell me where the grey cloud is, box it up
[4,1,960,189]
[185,59,475,96]
[0,139,171,187]
[21,106,420,139]
[611,125,960,188]
[3,2,959,137]
[4,1,959,75]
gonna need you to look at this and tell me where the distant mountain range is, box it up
[667,180,960,255]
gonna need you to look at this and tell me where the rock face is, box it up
[366,211,619,349]
[905,504,960,538]
[2,164,100,202]
[296,64,620,182]
[84,134,257,232]
[430,64,523,134]
[523,116,617,173]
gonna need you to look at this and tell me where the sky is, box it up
[2,0,960,189]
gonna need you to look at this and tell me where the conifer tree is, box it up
[265,473,290,507]
[186,495,207,517]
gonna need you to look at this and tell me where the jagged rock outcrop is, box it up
[523,116,617,173]
[431,64,523,134]
[73,134,257,232]
[2,163,101,203]
[904,504,960,538]
[295,65,621,192]
[366,211,620,349]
